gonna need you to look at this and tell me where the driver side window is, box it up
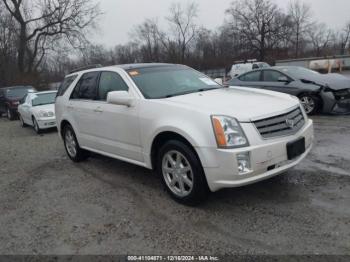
[238,71,261,82]
[97,72,129,101]
[263,70,286,82]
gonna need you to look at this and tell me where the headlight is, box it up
[211,116,249,148]
[38,111,54,117]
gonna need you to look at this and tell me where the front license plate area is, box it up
[287,137,305,160]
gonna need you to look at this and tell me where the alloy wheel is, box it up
[33,118,39,133]
[300,96,315,114]
[162,150,194,197]
[65,129,77,158]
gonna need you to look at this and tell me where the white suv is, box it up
[55,63,314,205]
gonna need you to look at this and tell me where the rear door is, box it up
[261,70,300,95]
[68,71,100,149]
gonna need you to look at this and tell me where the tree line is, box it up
[1,0,350,88]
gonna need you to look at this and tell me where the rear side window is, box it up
[57,75,78,97]
[239,71,261,81]
[70,72,100,100]
[97,72,129,101]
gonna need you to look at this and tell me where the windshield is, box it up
[32,92,57,106]
[6,87,34,98]
[278,67,320,80]
[128,66,221,99]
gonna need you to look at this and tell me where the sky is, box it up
[93,0,350,47]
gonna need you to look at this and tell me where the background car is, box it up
[229,62,270,78]
[228,66,350,115]
[18,91,57,134]
[0,86,36,120]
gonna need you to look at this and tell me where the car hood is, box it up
[165,87,299,122]
[32,103,55,113]
[302,73,350,90]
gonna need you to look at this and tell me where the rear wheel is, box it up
[157,140,209,205]
[63,124,90,162]
[299,95,321,115]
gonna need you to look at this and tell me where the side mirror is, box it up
[107,91,134,107]
[278,76,290,83]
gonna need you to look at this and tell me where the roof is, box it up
[67,63,184,76]
[115,63,180,70]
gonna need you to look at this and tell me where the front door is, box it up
[261,70,299,96]
[89,70,142,162]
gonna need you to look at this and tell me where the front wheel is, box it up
[32,117,41,134]
[157,140,209,206]
[299,95,321,115]
[7,107,15,121]
[63,124,90,162]
[19,114,27,127]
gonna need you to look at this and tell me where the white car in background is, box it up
[18,91,57,134]
[56,63,313,205]
[229,62,270,78]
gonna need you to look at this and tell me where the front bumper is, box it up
[332,99,350,114]
[198,119,314,192]
[37,117,57,129]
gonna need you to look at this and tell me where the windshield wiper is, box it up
[165,87,220,98]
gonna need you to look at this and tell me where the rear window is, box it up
[57,75,78,97]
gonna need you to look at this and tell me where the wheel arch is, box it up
[150,131,202,171]
[297,91,323,109]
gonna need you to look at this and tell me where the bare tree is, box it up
[226,0,291,61]
[288,0,313,58]
[1,0,101,75]
[133,18,163,62]
[339,22,350,55]
[0,2,18,86]
[166,2,198,63]
[308,23,332,56]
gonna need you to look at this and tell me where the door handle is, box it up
[67,105,74,110]
[94,107,103,113]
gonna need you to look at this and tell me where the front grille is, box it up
[253,107,305,139]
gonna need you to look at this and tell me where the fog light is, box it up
[237,152,251,175]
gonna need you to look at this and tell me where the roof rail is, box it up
[69,64,103,74]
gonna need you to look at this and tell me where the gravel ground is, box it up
[0,115,349,255]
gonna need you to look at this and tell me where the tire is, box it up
[6,107,15,121]
[299,94,321,115]
[19,114,27,127]
[157,140,209,206]
[63,124,90,162]
[32,117,41,134]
